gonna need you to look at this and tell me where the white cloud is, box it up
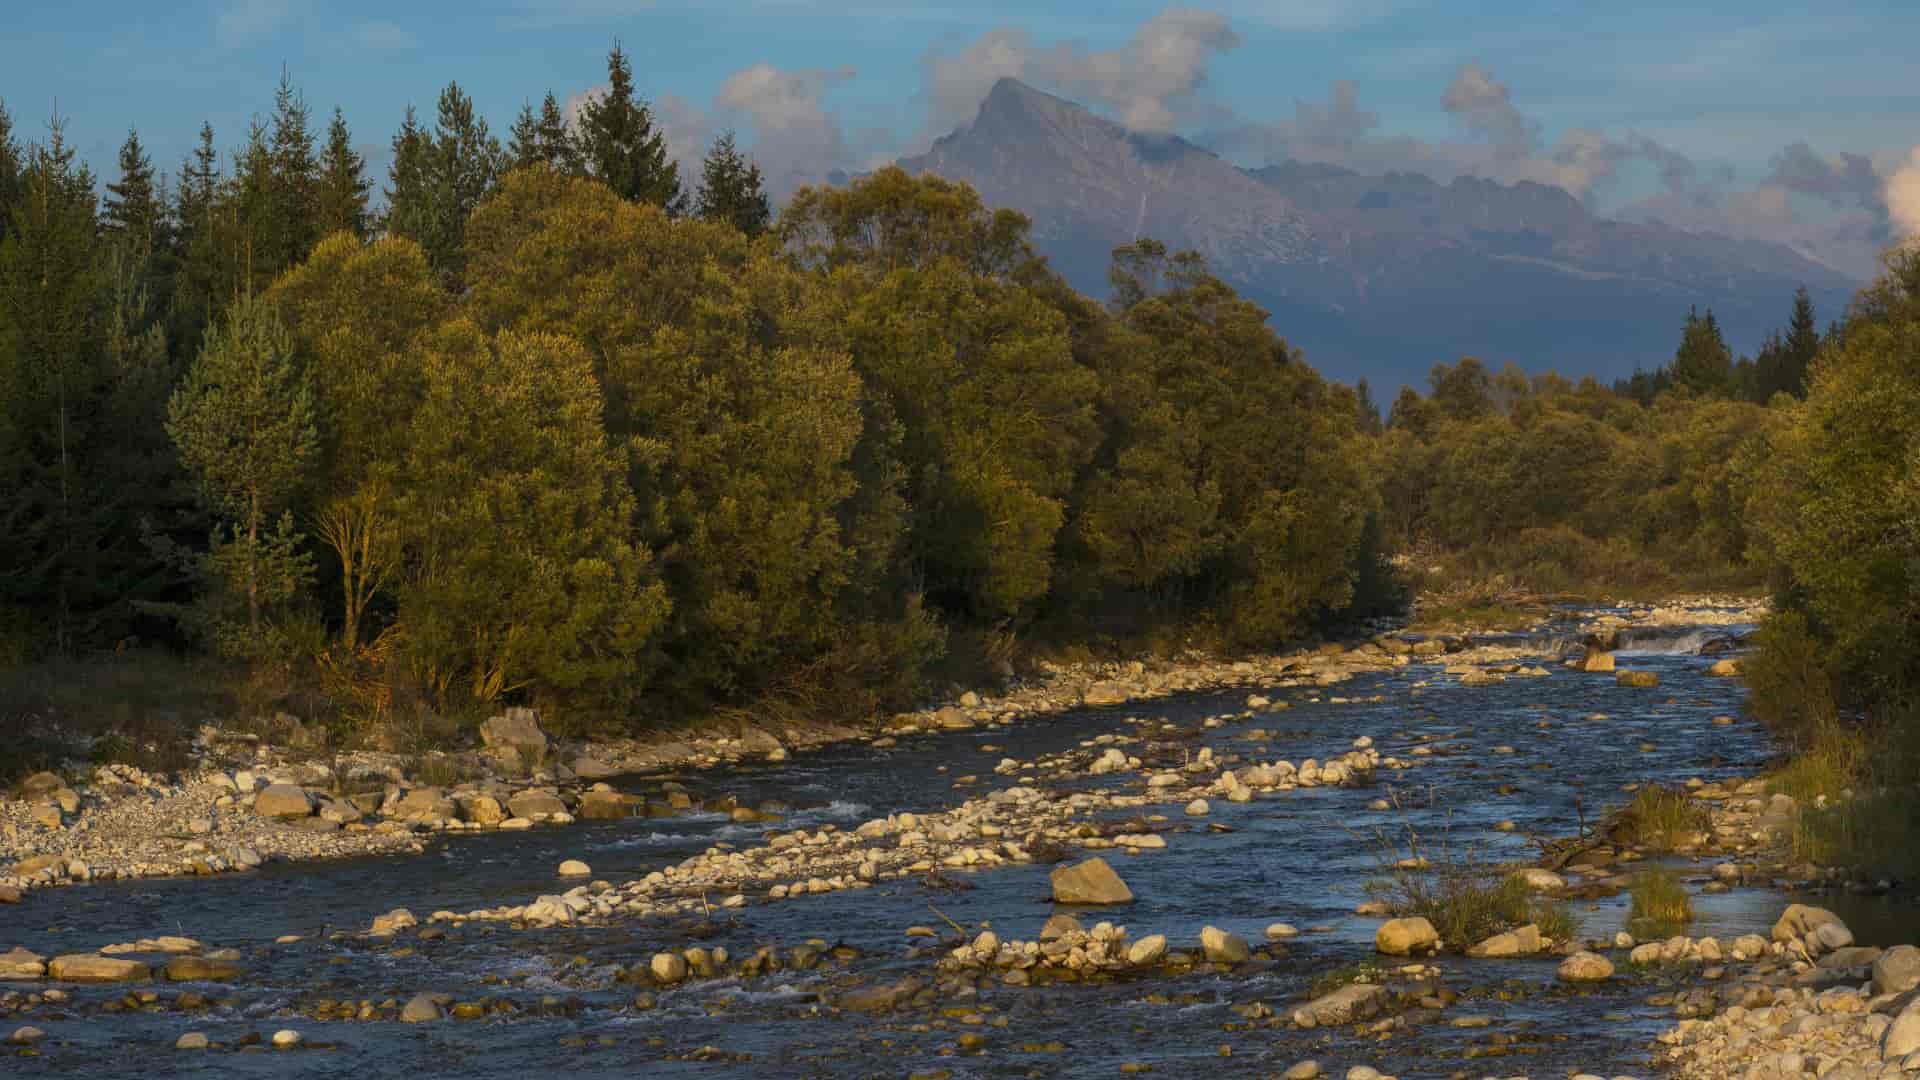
[924,6,1240,134]
[354,20,416,51]
[215,0,300,48]
[1889,147,1920,243]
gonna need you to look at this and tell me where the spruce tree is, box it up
[383,106,431,243]
[693,131,770,237]
[507,102,540,170]
[1780,286,1819,398]
[387,86,502,283]
[577,44,680,210]
[0,120,108,653]
[266,71,319,271]
[315,107,370,239]
[1669,306,1732,397]
[535,92,580,174]
[0,99,20,244]
[103,128,163,254]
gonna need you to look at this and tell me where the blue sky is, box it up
[3,0,1915,236]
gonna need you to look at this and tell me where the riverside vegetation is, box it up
[1,49,1917,934]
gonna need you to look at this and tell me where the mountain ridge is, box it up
[897,78,1857,386]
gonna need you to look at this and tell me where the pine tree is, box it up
[266,70,320,271]
[315,107,370,239]
[165,295,316,647]
[0,118,108,653]
[1353,377,1383,435]
[577,44,680,210]
[225,118,276,300]
[693,131,770,237]
[103,128,163,254]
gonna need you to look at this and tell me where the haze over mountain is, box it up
[900,78,1860,387]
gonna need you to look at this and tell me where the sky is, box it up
[4,0,1918,276]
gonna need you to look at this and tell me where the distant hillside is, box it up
[898,78,1859,387]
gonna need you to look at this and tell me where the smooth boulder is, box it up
[1375,917,1439,956]
[1200,926,1250,964]
[1557,951,1614,982]
[1049,858,1134,905]
[253,784,313,819]
[47,954,150,982]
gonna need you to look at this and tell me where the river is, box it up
[0,612,1878,1078]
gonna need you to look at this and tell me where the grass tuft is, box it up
[1628,867,1693,934]
[1617,785,1711,852]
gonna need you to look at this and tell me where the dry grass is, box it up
[0,649,239,783]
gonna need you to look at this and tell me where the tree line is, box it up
[0,52,1386,732]
[5,48,1903,767]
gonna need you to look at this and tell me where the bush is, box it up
[1367,835,1577,949]
[1743,611,1838,748]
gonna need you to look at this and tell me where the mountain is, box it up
[897,78,1859,387]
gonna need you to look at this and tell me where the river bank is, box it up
[2,595,1762,899]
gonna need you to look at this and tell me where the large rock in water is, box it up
[0,948,46,979]
[1291,983,1388,1027]
[253,784,313,819]
[1581,650,1616,673]
[48,954,150,982]
[1081,681,1132,708]
[1375,917,1440,956]
[1615,670,1659,688]
[1049,858,1134,905]
[479,707,549,774]
[1557,951,1615,982]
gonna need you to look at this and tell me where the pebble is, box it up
[271,1029,302,1048]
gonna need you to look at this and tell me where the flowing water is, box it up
[0,614,1891,1078]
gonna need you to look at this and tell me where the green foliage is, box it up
[693,131,771,237]
[1669,306,1733,396]
[314,108,370,240]
[384,84,504,286]
[1627,867,1693,933]
[165,296,318,651]
[394,320,670,709]
[1367,841,1574,950]
[1617,785,1710,852]
[576,45,680,210]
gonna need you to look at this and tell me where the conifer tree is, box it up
[103,128,163,254]
[0,119,108,653]
[266,71,320,271]
[1779,286,1819,398]
[315,107,370,239]
[535,92,580,174]
[1670,306,1733,397]
[383,106,431,242]
[507,102,540,170]
[693,131,770,237]
[386,86,502,283]
[577,44,680,210]
[0,100,21,244]
[165,296,316,648]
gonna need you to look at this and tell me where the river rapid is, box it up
[0,610,1869,1078]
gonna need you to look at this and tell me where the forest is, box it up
[2,48,1914,836]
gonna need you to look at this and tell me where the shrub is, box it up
[1743,611,1838,749]
[1366,833,1577,949]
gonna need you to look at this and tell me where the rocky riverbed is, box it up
[6,598,1916,1079]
